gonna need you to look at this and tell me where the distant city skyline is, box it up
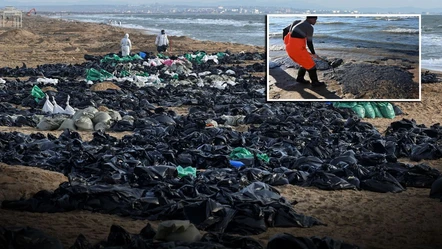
[2,1,442,14]
[1,0,442,9]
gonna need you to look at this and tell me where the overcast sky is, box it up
[2,0,441,8]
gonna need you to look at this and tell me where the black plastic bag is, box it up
[201,232,264,249]
[309,171,357,190]
[183,199,236,233]
[399,163,441,188]
[355,152,387,166]
[69,234,92,249]
[430,177,442,201]
[134,165,178,186]
[225,202,268,235]
[265,202,325,228]
[106,224,132,247]
[0,226,63,249]
[410,143,442,161]
[360,170,405,193]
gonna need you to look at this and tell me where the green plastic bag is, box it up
[216,52,226,59]
[230,147,269,162]
[99,69,113,78]
[132,54,143,60]
[176,166,196,178]
[100,54,120,63]
[332,101,357,109]
[351,104,366,118]
[184,51,207,64]
[359,102,376,119]
[230,147,254,160]
[157,53,169,59]
[86,68,114,82]
[376,102,396,119]
[184,53,192,61]
[86,68,102,81]
[100,69,114,79]
[120,70,131,77]
[123,54,143,61]
[136,72,150,77]
[257,153,270,163]
[31,85,45,103]
[371,103,383,118]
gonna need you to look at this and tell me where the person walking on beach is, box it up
[120,33,132,57]
[155,30,169,53]
[284,16,325,87]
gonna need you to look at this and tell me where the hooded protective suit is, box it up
[155,30,169,53]
[120,33,132,57]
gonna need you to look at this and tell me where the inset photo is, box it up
[267,14,421,101]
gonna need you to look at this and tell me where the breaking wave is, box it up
[383,28,419,34]
[421,58,442,72]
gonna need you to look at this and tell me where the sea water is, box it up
[268,15,420,56]
[46,13,265,47]
[421,15,442,71]
[47,13,440,71]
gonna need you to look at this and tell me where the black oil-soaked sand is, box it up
[268,47,419,100]
[324,62,419,99]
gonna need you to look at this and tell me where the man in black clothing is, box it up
[282,20,301,40]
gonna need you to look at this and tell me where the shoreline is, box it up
[43,13,264,48]
[0,15,264,69]
[269,46,419,64]
[422,68,442,74]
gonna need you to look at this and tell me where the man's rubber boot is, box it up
[296,67,310,84]
[307,68,326,87]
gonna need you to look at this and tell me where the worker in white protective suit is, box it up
[120,33,132,57]
[155,30,169,53]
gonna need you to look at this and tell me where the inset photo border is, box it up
[266,14,421,102]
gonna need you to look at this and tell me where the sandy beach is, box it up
[0,15,262,69]
[1,15,442,249]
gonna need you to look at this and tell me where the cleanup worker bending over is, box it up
[120,33,132,57]
[284,16,325,87]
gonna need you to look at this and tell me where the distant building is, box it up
[0,6,23,28]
